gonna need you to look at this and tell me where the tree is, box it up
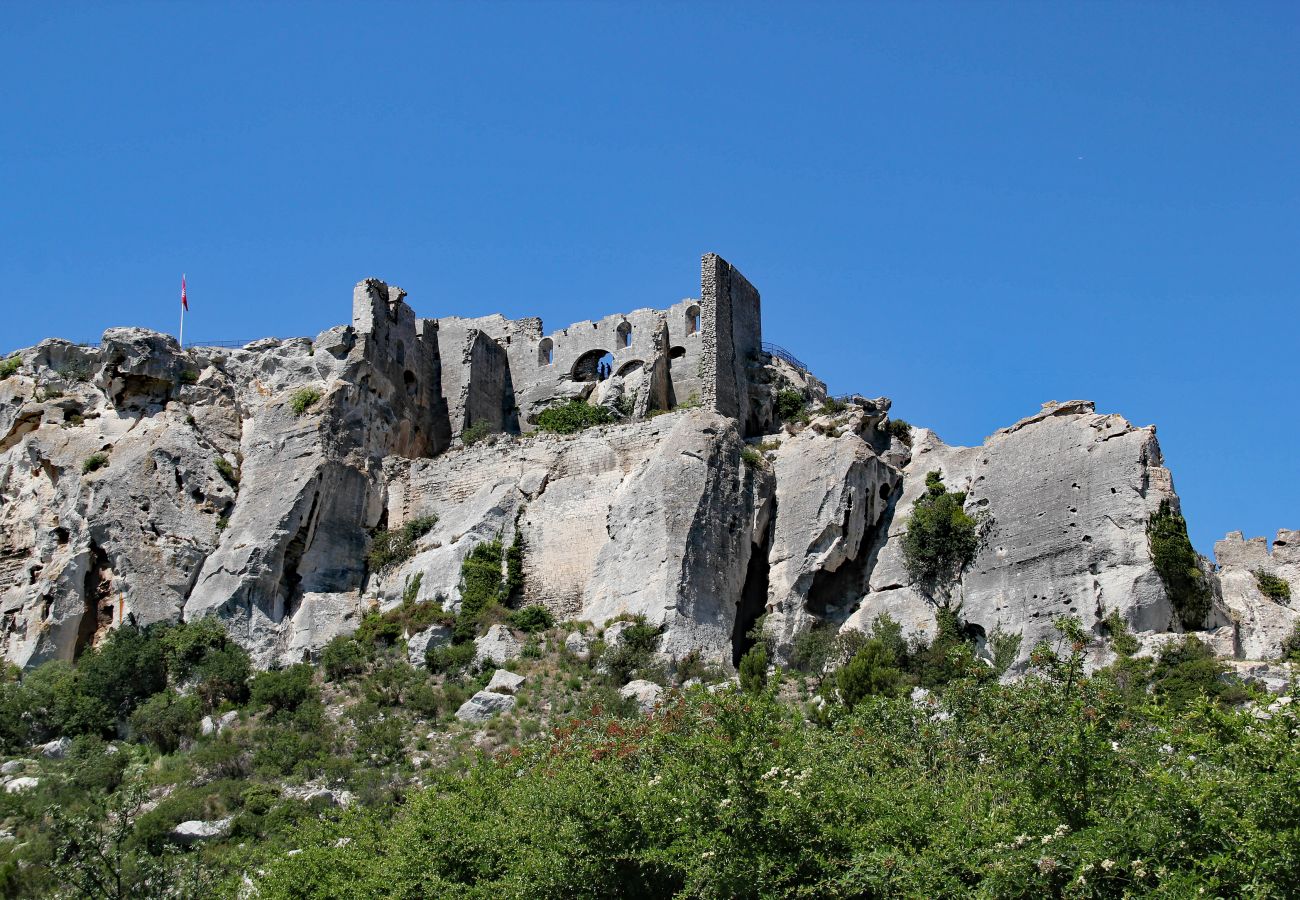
[738,645,769,694]
[1147,500,1212,628]
[836,639,904,707]
[901,472,982,604]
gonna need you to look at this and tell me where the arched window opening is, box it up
[686,305,702,335]
[403,370,417,398]
[616,321,632,349]
[572,349,615,382]
[616,360,644,378]
[669,346,687,360]
[538,338,554,366]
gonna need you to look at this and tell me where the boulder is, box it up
[564,631,591,661]
[485,669,526,695]
[619,679,664,714]
[200,710,240,737]
[171,818,233,845]
[38,738,71,759]
[455,690,516,723]
[4,777,38,794]
[407,624,452,667]
[474,625,521,667]
[0,761,22,776]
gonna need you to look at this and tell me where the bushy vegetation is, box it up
[597,616,662,685]
[536,399,615,435]
[739,446,763,469]
[901,471,983,603]
[774,388,805,421]
[460,421,497,446]
[81,452,109,474]
[1147,500,1212,628]
[887,416,913,445]
[213,456,239,487]
[256,615,1296,899]
[452,533,525,644]
[509,605,554,633]
[1254,569,1291,602]
[289,387,321,416]
[0,356,20,380]
[366,515,438,572]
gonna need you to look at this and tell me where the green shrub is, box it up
[790,624,838,680]
[249,665,317,716]
[81,453,109,474]
[1147,500,1212,628]
[320,635,368,681]
[129,690,200,753]
[510,605,554,633]
[901,472,982,603]
[1254,570,1291,602]
[600,617,662,685]
[740,446,763,469]
[426,642,476,675]
[214,456,239,487]
[987,625,1023,675]
[289,388,321,416]
[178,370,199,385]
[1281,623,1300,663]
[537,399,615,435]
[453,538,518,643]
[775,389,805,421]
[461,421,497,446]
[818,396,847,416]
[0,356,20,380]
[194,644,252,708]
[1100,608,1140,657]
[367,515,438,572]
[887,418,913,445]
[738,645,768,694]
[1149,635,1248,708]
[836,639,904,707]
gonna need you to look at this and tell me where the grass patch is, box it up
[1254,570,1291,602]
[289,388,322,416]
[81,453,109,475]
[367,515,439,573]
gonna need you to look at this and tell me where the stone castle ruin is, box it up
[0,250,1296,680]
[360,252,768,454]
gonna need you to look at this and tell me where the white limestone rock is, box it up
[407,623,453,667]
[619,679,664,714]
[455,690,516,723]
[844,402,1188,670]
[1213,530,1299,660]
[763,406,902,656]
[485,669,526,695]
[474,625,521,667]
[0,761,22,776]
[38,738,71,759]
[171,817,233,845]
[4,777,38,794]
[199,710,240,737]
[564,631,591,661]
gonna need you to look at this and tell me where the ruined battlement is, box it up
[349,253,767,452]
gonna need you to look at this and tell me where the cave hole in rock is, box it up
[75,542,113,659]
[669,346,686,360]
[404,370,417,398]
[279,490,321,622]
[733,526,772,667]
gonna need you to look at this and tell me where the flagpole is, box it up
[179,273,185,349]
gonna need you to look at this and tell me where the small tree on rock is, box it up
[901,471,983,605]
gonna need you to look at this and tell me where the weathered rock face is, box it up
[1,263,1288,677]
[762,402,902,657]
[841,401,1190,668]
[380,409,770,665]
[1214,530,1300,660]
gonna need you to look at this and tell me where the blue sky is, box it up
[2,1,1296,554]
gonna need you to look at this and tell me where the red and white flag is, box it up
[181,275,189,312]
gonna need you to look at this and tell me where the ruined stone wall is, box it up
[699,253,762,423]
[427,253,761,437]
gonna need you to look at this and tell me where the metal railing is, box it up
[761,341,808,372]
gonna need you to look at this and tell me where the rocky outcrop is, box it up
[455,690,516,723]
[842,402,1191,668]
[1214,530,1300,659]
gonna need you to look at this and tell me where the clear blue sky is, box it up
[2,2,1296,554]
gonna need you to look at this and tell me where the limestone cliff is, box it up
[0,269,1293,673]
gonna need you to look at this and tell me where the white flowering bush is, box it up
[258,647,1300,898]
